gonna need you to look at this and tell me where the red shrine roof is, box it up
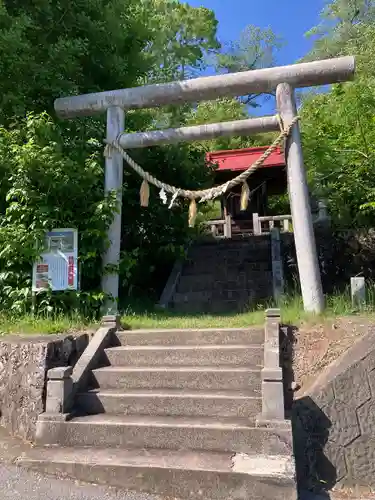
[206,146,285,172]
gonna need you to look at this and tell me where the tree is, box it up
[301,72,375,227]
[0,0,220,313]
[299,0,375,228]
[216,25,283,107]
[304,0,375,60]
[141,0,220,83]
[184,98,276,152]
[0,0,153,122]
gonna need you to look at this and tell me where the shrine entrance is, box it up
[54,55,355,313]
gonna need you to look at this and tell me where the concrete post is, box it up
[253,213,261,235]
[283,218,290,233]
[270,228,284,302]
[259,309,285,422]
[45,366,73,414]
[225,214,232,239]
[351,277,366,309]
[276,83,324,313]
[102,106,125,314]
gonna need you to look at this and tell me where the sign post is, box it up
[32,228,78,293]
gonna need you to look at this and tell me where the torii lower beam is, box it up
[116,116,280,149]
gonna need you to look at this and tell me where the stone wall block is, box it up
[324,400,361,448]
[333,362,371,407]
[0,333,88,441]
[356,399,375,436]
[345,434,375,485]
[367,368,375,398]
[325,444,348,482]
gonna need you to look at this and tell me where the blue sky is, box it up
[188,0,327,113]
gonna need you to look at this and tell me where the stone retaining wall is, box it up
[293,326,375,492]
[0,333,89,441]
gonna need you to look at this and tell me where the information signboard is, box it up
[32,228,78,292]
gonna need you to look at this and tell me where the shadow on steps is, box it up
[281,324,337,499]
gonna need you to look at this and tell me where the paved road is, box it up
[1,462,374,500]
[1,427,373,500]
[0,463,162,500]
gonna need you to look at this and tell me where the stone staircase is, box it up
[164,236,273,313]
[19,315,296,499]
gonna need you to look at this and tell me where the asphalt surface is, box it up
[0,463,162,500]
[0,427,372,500]
[0,462,326,500]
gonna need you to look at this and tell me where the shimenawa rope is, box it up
[106,115,299,226]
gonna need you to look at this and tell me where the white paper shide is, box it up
[32,229,78,292]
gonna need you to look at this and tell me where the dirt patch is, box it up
[331,487,375,499]
[292,316,374,397]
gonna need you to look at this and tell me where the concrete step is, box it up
[19,447,296,500]
[172,287,271,304]
[183,262,271,275]
[77,389,262,418]
[188,239,271,255]
[170,300,249,314]
[36,414,292,455]
[92,366,262,392]
[104,344,263,367]
[114,327,264,346]
[177,272,272,292]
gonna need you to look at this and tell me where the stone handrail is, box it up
[41,315,118,420]
[253,213,292,235]
[204,214,232,239]
[258,309,285,423]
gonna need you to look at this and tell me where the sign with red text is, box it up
[32,229,78,292]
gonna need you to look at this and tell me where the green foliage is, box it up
[0,0,153,122]
[0,0,284,318]
[302,79,375,227]
[143,0,220,82]
[304,0,375,60]
[0,113,115,314]
[217,25,283,107]
[301,1,375,228]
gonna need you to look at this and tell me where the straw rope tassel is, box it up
[188,199,197,227]
[240,181,250,211]
[140,179,150,207]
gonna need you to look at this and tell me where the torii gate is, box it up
[54,56,355,315]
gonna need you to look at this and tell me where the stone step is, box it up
[19,447,296,500]
[104,344,263,367]
[77,389,262,418]
[176,274,272,293]
[170,299,249,314]
[188,239,271,254]
[92,366,262,392]
[36,414,293,455]
[183,262,271,275]
[172,288,271,304]
[114,327,264,346]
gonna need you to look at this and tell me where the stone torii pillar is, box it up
[277,84,324,313]
[102,106,125,314]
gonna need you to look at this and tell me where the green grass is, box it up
[1,287,375,335]
[0,312,96,336]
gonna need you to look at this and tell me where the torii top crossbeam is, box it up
[55,56,355,118]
